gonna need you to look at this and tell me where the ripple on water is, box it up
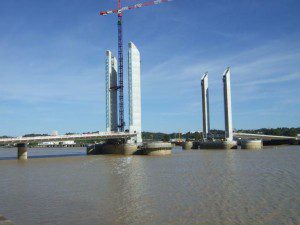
[0,146,299,225]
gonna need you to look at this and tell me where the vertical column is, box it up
[110,56,118,132]
[17,143,27,160]
[105,50,118,132]
[201,72,210,139]
[128,42,142,144]
[223,67,233,141]
[105,50,112,132]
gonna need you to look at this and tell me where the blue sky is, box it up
[0,0,299,136]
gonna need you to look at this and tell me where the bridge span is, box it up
[233,132,298,141]
[0,132,137,145]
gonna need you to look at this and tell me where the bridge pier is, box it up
[241,140,262,150]
[17,143,27,160]
[182,141,193,150]
[87,143,139,155]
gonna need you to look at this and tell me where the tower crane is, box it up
[99,0,172,132]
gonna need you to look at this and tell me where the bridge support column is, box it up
[201,72,210,139]
[223,68,233,141]
[17,143,27,160]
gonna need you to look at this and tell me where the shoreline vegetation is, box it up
[142,127,299,142]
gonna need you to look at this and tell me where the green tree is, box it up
[162,134,170,142]
[195,132,202,141]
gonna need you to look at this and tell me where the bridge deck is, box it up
[234,132,297,140]
[0,132,137,144]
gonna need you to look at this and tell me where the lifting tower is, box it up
[100,0,172,131]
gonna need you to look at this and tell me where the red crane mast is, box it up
[100,0,172,132]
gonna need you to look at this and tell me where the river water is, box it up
[0,146,299,225]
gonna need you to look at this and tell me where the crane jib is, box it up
[99,0,172,16]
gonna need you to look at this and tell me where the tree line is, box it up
[237,127,299,137]
[142,127,299,141]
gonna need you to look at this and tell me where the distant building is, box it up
[105,50,118,132]
[128,42,142,144]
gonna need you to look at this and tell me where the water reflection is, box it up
[0,148,85,160]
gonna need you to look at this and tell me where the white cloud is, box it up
[237,73,300,87]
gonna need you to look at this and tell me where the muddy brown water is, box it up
[0,146,299,225]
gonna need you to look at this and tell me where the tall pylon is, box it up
[201,72,210,139]
[223,67,233,141]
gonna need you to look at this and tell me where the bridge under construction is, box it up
[0,132,136,145]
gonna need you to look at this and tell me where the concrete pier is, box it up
[241,140,262,150]
[143,142,172,156]
[182,141,193,150]
[199,140,237,150]
[87,143,138,155]
[17,143,27,160]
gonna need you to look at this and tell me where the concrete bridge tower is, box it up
[223,67,233,141]
[128,42,142,144]
[201,72,210,139]
[106,50,118,132]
